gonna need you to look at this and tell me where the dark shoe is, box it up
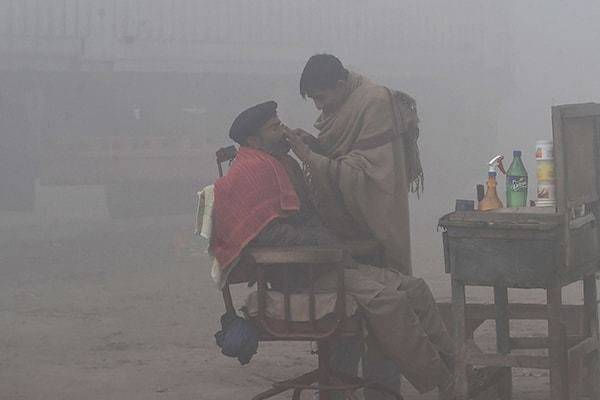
[438,366,504,400]
[468,366,504,397]
[438,373,456,400]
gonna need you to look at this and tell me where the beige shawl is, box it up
[306,72,421,275]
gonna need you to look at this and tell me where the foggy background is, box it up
[1,1,599,399]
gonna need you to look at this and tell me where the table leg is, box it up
[452,278,468,400]
[494,286,512,400]
[547,286,569,400]
[318,340,331,400]
[583,274,600,399]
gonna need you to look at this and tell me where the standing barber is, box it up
[286,54,424,399]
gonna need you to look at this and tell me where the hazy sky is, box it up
[1,0,600,271]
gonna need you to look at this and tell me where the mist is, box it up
[1,1,599,398]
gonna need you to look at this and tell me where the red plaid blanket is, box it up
[212,147,300,269]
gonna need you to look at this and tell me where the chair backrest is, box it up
[215,146,238,315]
[216,145,237,177]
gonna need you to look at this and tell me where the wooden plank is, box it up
[449,236,560,287]
[441,210,563,226]
[547,286,569,400]
[247,247,344,264]
[583,274,600,398]
[452,278,469,400]
[509,335,587,350]
[446,228,559,240]
[494,286,512,400]
[563,116,600,207]
[568,337,598,360]
[558,103,600,119]
[509,337,549,349]
[568,224,600,275]
[596,117,600,200]
[442,231,451,274]
[466,352,550,369]
[584,272,599,336]
[552,105,568,215]
[436,302,584,326]
[552,104,600,273]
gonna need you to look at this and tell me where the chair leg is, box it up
[547,286,569,400]
[364,382,404,400]
[292,388,303,400]
[251,386,290,400]
[318,340,332,400]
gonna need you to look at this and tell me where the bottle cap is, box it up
[513,150,522,157]
[488,171,497,177]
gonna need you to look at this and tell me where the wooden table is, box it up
[440,208,600,400]
[439,102,600,400]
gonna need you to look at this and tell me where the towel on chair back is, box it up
[212,147,300,269]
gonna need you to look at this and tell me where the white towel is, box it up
[196,185,222,285]
[196,185,214,239]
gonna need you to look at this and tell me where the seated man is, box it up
[210,101,471,399]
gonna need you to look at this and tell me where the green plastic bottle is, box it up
[506,150,528,207]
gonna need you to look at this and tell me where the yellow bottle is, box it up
[479,171,504,211]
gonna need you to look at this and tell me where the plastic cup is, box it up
[535,140,554,160]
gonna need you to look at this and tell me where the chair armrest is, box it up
[247,246,344,264]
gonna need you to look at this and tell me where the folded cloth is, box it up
[214,312,259,365]
[196,185,224,285]
[196,185,214,239]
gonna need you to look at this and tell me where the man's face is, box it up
[251,115,290,155]
[307,80,346,115]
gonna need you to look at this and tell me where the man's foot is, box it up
[438,366,504,400]
[438,373,456,400]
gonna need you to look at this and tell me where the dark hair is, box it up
[299,54,349,99]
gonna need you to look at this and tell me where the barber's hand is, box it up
[285,129,312,162]
[293,128,324,153]
[291,128,312,141]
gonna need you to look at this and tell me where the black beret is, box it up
[229,101,278,144]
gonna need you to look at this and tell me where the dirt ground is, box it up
[0,185,585,399]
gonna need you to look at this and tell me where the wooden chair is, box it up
[214,145,401,400]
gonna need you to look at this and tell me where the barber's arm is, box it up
[291,95,395,181]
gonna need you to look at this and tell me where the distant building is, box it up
[0,1,516,215]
